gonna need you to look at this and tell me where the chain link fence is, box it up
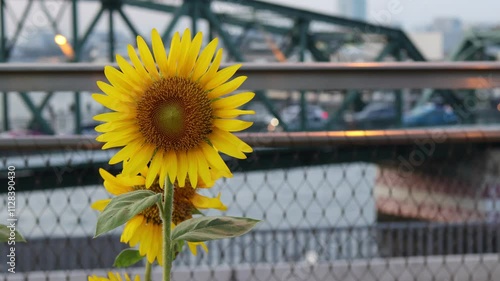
[2,63,500,280]
[1,127,500,280]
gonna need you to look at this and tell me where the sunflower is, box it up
[92,168,227,265]
[93,28,254,188]
[88,272,139,281]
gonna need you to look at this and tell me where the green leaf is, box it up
[113,248,144,268]
[95,190,161,237]
[191,207,204,215]
[0,224,26,243]
[171,216,260,243]
[172,240,185,260]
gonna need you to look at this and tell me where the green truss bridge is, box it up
[2,0,499,134]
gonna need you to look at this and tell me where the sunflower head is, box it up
[91,167,227,264]
[93,28,254,189]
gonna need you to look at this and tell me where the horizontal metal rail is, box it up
[1,62,500,91]
[1,126,500,150]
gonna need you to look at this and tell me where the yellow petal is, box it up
[123,145,155,176]
[212,92,255,109]
[95,119,134,133]
[92,94,130,113]
[103,180,133,196]
[98,135,141,150]
[188,242,198,256]
[203,64,242,90]
[199,49,223,86]
[208,129,250,159]
[115,55,147,89]
[147,229,159,264]
[187,242,208,255]
[213,119,253,132]
[127,45,150,83]
[152,28,169,76]
[121,215,144,242]
[116,175,145,186]
[96,127,140,142]
[201,242,208,252]
[179,32,202,77]
[213,109,255,119]
[187,150,198,188]
[101,133,140,149]
[195,149,211,188]
[146,150,163,188]
[108,273,120,281]
[159,152,168,189]
[91,199,111,211]
[191,192,227,211]
[153,226,163,265]
[139,223,152,256]
[165,150,178,185]
[109,140,143,165]
[93,112,133,122]
[208,76,247,99]
[137,35,160,79]
[104,66,139,93]
[200,142,232,177]
[215,128,252,153]
[99,168,133,194]
[192,38,218,81]
[139,166,149,179]
[129,221,144,246]
[97,80,134,103]
[166,32,181,76]
[156,230,164,265]
[176,29,192,76]
[177,151,188,187]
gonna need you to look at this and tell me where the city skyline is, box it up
[268,0,498,29]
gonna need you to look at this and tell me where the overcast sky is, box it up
[268,0,498,29]
[5,0,499,37]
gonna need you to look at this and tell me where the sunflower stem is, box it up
[162,177,174,281]
[144,261,152,281]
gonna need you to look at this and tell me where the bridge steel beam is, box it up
[72,0,79,61]
[19,92,54,134]
[0,0,5,62]
[3,62,500,92]
[161,2,189,42]
[5,0,34,60]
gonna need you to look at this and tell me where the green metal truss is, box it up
[451,31,500,61]
[4,0,476,134]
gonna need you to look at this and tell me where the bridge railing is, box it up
[2,62,500,133]
[2,63,500,281]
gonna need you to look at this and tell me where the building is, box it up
[338,0,366,21]
[428,17,464,56]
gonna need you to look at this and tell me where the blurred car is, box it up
[240,102,281,132]
[403,103,459,127]
[280,105,329,131]
[0,129,46,138]
[349,102,397,129]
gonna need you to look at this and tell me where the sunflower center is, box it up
[134,183,163,225]
[157,104,184,135]
[136,77,213,151]
[173,185,196,225]
[134,180,197,225]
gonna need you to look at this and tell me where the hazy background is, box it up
[3,0,498,36]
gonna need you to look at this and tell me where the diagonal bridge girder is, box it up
[1,0,431,134]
